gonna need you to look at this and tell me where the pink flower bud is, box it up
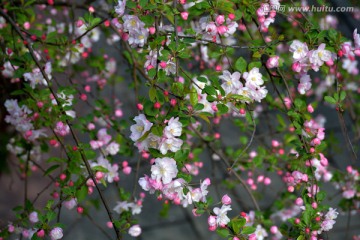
[270,226,278,234]
[264,177,271,185]
[115,109,123,117]
[228,13,235,20]
[180,12,189,20]
[221,194,232,205]
[154,102,161,109]
[137,103,144,110]
[37,101,44,108]
[149,26,156,35]
[307,104,314,113]
[354,49,360,56]
[59,173,66,181]
[266,56,280,68]
[123,166,132,175]
[295,197,303,206]
[159,61,167,69]
[76,20,84,28]
[311,202,317,209]
[107,221,113,228]
[215,65,222,71]
[269,10,277,18]
[77,206,84,214]
[216,15,225,25]
[208,215,217,227]
[170,98,177,106]
[325,58,334,66]
[288,186,294,192]
[292,62,302,72]
[87,123,95,130]
[312,138,321,146]
[24,22,31,30]
[211,105,218,112]
[88,6,95,13]
[295,218,300,224]
[96,171,104,180]
[192,208,201,217]
[37,229,45,238]
[272,140,280,147]
[217,25,228,35]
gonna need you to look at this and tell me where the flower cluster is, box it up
[289,40,333,94]
[4,99,46,141]
[220,68,268,103]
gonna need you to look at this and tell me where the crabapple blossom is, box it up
[164,117,182,138]
[50,227,63,240]
[219,70,241,95]
[213,204,232,227]
[289,40,309,60]
[128,225,141,237]
[130,114,153,142]
[151,157,178,184]
[159,137,183,155]
[115,0,126,17]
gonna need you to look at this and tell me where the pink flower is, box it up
[221,194,232,205]
[180,12,189,20]
[266,56,280,68]
[128,225,142,237]
[50,227,63,240]
[54,121,70,137]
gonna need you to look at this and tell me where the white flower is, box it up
[64,198,77,210]
[213,204,232,226]
[297,74,312,95]
[129,203,142,215]
[92,156,119,183]
[151,157,178,184]
[130,114,153,142]
[243,67,264,87]
[50,227,63,240]
[128,28,149,48]
[164,117,182,138]
[289,40,309,60]
[137,133,161,152]
[113,201,132,214]
[159,137,183,154]
[309,44,331,71]
[2,61,15,78]
[105,142,120,155]
[254,225,268,240]
[29,212,38,223]
[123,15,145,31]
[115,0,126,17]
[325,208,338,220]
[354,28,360,49]
[219,70,241,95]
[128,225,142,237]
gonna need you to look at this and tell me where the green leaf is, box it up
[234,57,247,73]
[76,185,88,202]
[190,90,198,106]
[324,96,336,104]
[149,87,157,102]
[202,85,217,96]
[92,166,109,173]
[248,61,262,70]
[148,68,156,78]
[216,228,229,238]
[297,235,305,240]
[242,226,256,235]
[44,165,60,176]
[340,91,346,101]
[217,104,229,115]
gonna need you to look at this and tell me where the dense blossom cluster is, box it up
[1,0,360,239]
